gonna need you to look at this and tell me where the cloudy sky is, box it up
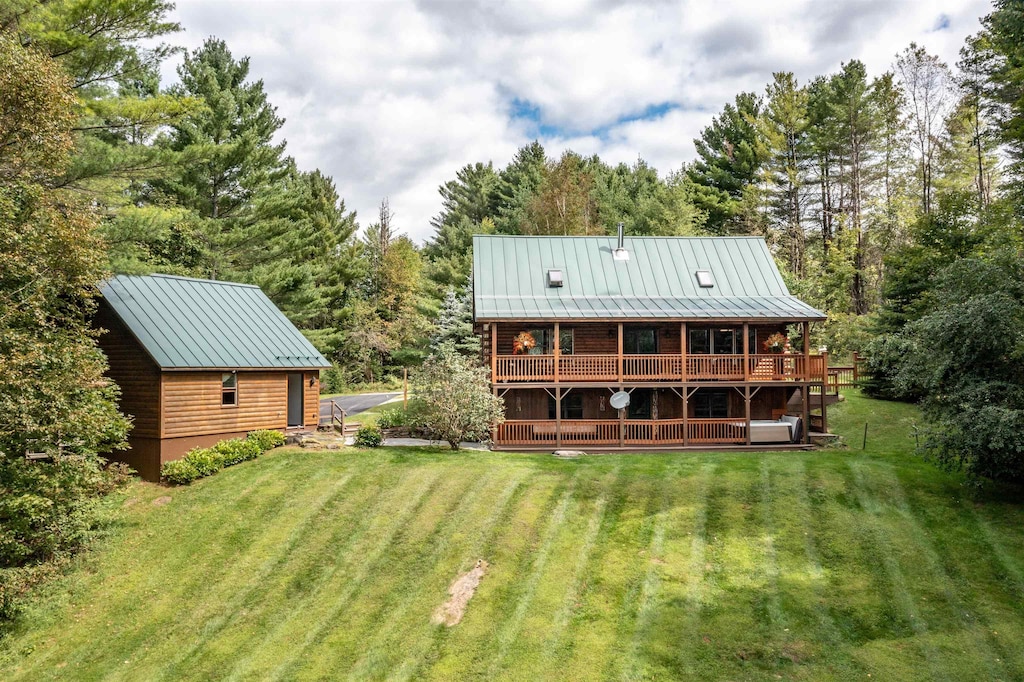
[161,0,992,242]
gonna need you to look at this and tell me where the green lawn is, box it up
[2,392,1024,680]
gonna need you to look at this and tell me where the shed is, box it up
[95,274,330,480]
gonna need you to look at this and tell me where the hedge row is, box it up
[160,430,286,485]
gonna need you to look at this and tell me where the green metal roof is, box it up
[99,274,331,370]
[472,235,825,321]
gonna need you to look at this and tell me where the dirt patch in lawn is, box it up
[431,559,488,627]
[152,496,172,507]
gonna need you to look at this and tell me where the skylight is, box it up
[696,270,714,288]
[547,269,564,287]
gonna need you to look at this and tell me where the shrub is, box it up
[354,424,384,448]
[376,407,407,429]
[183,447,225,477]
[413,344,505,450]
[161,458,200,485]
[213,438,262,466]
[247,429,285,451]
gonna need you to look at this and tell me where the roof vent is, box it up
[696,270,714,288]
[547,269,564,287]
[613,222,629,261]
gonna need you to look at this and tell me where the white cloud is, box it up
[162,0,991,242]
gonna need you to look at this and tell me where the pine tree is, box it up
[431,287,480,356]
[493,141,546,234]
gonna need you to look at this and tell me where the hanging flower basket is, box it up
[513,331,537,355]
[763,332,788,354]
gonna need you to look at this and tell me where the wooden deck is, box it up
[497,418,763,448]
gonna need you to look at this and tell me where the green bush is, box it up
[247,429,285,451]
[354,424,384,448]
[376,407,407,429]
[183,448,225,477]
[161,458,200,485]
[212,438,262,466]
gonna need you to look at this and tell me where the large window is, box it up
[521,328,573,354]
[693,391,728,418]
[627,389,652,419]
[222,373,237,406]
[624,328,657,354]
[689,328,740,354]
[548,393,584,419]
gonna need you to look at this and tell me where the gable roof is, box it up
[472,235,825,321]
[99,274,331,370]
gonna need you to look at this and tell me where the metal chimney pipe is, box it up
[613,222,629,261]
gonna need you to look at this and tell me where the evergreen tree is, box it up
[493,141,546,234]
[431,286,479,356]
[686,92,766,234]
[524,151,601,235]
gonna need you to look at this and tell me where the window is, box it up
[559,328,574,355]
[548,393,584,419]
[624,328,657,354]
[222,373,237,406]
[627,389,652,419]
[693,391,728,418]
[713,329,738,354]
[696,270,714,287]
[689,328,710,354]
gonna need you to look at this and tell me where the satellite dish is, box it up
[609,391,631,410]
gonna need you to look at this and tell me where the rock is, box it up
[326,443,341,450]
[552,450,585,458]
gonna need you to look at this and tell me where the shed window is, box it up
[222,373,237,406]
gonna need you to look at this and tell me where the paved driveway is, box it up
[319,392,402,421]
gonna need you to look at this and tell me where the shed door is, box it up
[287,373,304,427]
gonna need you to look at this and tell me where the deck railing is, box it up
[495,418,747,447]
[495,353,826,383]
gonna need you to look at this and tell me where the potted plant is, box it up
[763,332,788,354]
[513,331,536,355]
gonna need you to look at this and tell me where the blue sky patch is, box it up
[932,14,951,31]
[508,97,680,140]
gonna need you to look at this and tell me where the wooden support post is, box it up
[802,321,810,381]
[403,368,408,409]
[617,323,624,383]
[555,386,562,449]
[490,323,498,383]
[619,404,625,448]
[743,322,750,381]
[553,322,560,383]
[853,350,860,382]
[682,387,691,447]
[802,385,811,444]
[821,384,828,433]
[744,385,752,446]
[680,322,687,381]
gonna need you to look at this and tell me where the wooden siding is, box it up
[95,303,161,438]
[161,371,288,438]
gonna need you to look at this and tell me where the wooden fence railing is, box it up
[495,419,747,446]
[495,353,835,384]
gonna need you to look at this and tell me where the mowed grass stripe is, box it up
[222,464,447,681]
[307,465,508,679]
[149,470,360,681]
[636,459,717,679]
[267,465,463,682]
[377,469,533,681]
[6,453,314,680]
[611,459,696,682]
[419,467,574,680]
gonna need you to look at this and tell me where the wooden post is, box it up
[619,404,625,448]
[852,350,860,382]
[821,383,828,433]
[617,323,624,383]
[802,386,811,444]
[555,386,562,449]
[802,321,810,381]
[403,368,408,409]
[682,387,690,447]
[490,323,498,383]
[553,322,560,383]
[743,322,750,381]
[744,385,752,446]
[680,322,687,381]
